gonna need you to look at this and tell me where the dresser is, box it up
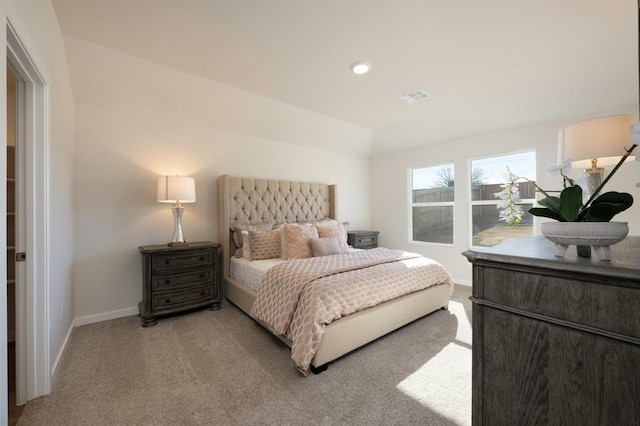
[463,236,640,425]
[138,242,221,327]
[347,230,379,249]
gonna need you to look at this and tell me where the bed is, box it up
[217,175,453,375]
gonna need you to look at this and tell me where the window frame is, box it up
[408,163,456,246]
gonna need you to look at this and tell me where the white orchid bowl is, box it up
[540,221,628,260]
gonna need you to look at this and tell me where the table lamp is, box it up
[557,115,636,195]
[157,176,196,246]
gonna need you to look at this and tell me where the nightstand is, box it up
[347,230,379,249]
[138,241,221,327]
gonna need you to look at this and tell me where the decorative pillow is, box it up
[315,221,349,252]
[310,237,342,257]
[249,229,281,260]
[284,223,319,260]
[231,223,273,248]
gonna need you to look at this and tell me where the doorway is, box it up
[4,19,51,420]
[6,62,23,425]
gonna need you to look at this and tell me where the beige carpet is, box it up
[18,286,472,426]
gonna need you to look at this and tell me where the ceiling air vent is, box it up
[400,89,430,104]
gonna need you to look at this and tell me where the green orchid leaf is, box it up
[538,196,561,211]
[528,207,564,222]
[586,202,633,222]
[558,186,583,222]
[583,192,634,222]
[591,191,634,207]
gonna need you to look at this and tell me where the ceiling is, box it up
[51,0,637,156]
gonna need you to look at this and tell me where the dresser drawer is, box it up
[481,267,589,324]
[480,266,640,339]
[153,285,214,310]
[151,249,214,272]
[152,269,214,291]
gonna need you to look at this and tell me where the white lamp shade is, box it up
[157,176,196,203]
[558,115,636,169]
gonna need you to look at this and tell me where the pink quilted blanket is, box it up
[250,248,454,375]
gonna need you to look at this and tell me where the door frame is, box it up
[6,19,51,404]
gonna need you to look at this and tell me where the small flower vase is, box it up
[540,222,629,261]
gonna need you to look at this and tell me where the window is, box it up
[470,151,536,247]
[410,164,454,244]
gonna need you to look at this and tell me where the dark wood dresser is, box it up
[463,236,640,425]
[347,230,379,249]
[138,242,221,327]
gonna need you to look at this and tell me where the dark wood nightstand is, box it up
[347,230,379,249]
[138,241,221,327]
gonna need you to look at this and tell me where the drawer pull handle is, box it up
[200,274,205,279]
[200,291,205,296]
[199,256,205,261]
[165,298,171,303]
[164,260,170,265]
[165,279,171,284]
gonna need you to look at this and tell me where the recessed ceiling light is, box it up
[350,61,372,75]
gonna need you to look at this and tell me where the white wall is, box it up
[371,105,640,285]
[67,37,371,322]
[1,0,75,404]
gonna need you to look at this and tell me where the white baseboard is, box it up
[453,279,472,287]
[51,322,74,378]
[51,306,138,379]
[74,306,139,327]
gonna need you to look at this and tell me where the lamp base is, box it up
[168,203,187,246]
[585,167,604,197]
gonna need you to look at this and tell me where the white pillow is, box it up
[273,225,288,259]
[310,237,342,257]
[242,230,251,260]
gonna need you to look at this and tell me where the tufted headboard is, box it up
[217,175,337,282]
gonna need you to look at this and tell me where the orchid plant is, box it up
[496,125,640,226]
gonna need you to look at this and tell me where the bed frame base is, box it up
[224,276,451,371]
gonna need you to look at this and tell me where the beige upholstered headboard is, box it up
[217,175,337,282]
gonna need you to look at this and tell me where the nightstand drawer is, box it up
[354,235,377,247]
[151,250,214,272]
[152,269,214,291]
[153,285,214,310]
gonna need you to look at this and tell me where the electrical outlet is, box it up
[59,305,63,322]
